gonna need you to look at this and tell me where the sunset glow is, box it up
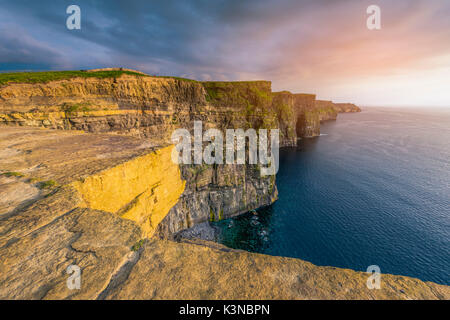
[1,0,449,106]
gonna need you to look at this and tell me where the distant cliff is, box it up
[333,103,362,113]
[1,126,448,300]
[0,70,359,143]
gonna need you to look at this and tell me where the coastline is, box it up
[0,70,447,299]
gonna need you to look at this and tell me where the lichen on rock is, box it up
[3,71,437,301]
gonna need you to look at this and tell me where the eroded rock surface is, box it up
[106,239,450,300]
[0,126,448,300]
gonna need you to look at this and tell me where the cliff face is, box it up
[1,72,448,300]
[315,100,338,121]
[270,92,317,143]
[155,163,278,237]
[73,145,186,237]
[0,75,206,145]
[0,75,280,237]
[106,238,450,300]
[0,71,360,237]
[1,127,448,300]
[0,128,185,244]
[0,73,359,143]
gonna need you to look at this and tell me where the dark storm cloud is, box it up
[1,0,449,105]
[0,26,61,66]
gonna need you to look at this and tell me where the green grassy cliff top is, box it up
[0,69,206,86]
[0,69,152,86]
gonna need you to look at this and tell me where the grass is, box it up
[2,171,24,177]
[0,70,148,86]
[153,75,198,82]
[0,70,205,86]
[202,80,270,85]
[202,81,272,108]
[131,239,145,251]
[60,102,92,113]
[269,174,275,194]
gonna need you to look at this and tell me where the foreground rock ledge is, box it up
[106,239,450,300]
[0,127,448,300]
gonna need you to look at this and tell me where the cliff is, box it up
[0,70,359,236]
[0,127,448,300]
[0,70,359,144]
[0,73,281,236]
[334,102,362,113]
[5,70,432,301]
[315,100,338,121]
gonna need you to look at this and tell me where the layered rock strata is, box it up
[0,73,361,236]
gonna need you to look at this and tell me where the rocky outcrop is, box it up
[270,92,316,144]
[0,75,207,145]
[315,100,338,121]
[0,127,185,241]
[0,76,280,236]
[73,145,186,237]
[105,238,450,300]
[0,127,448,300]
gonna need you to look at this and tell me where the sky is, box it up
[0,0,449,107]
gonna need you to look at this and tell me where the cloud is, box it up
[0,25,64,70]
[0,0,449,105]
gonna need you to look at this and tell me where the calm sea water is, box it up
[214,107,450,285]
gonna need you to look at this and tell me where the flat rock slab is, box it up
[106,238,450,300]
[0,207,141,299]
[0,126,155,186]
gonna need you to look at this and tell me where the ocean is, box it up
[214,107,450,285]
